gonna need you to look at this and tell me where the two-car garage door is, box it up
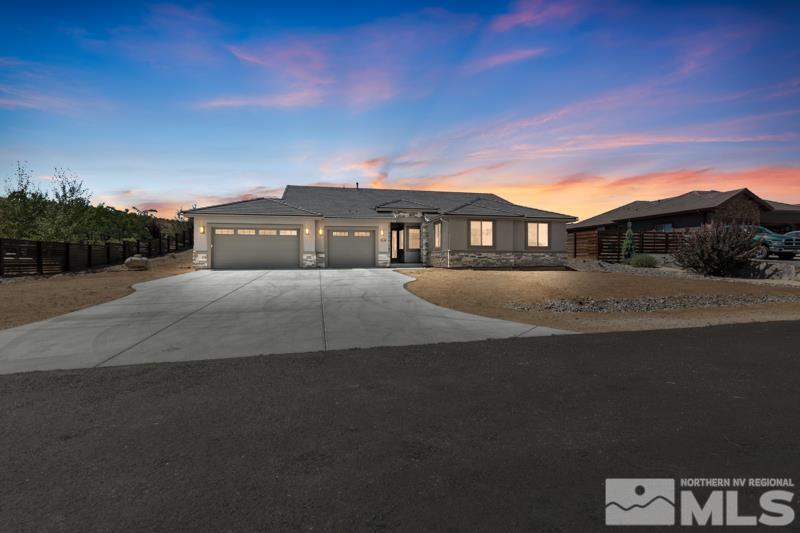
[212,228,299,269]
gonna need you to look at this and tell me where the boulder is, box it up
[124,254,150,271]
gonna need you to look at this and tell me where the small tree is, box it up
[621,227,636,261]
[673,222,758,276]
[0,162,49,239]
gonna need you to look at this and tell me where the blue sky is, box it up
[1,0,799,219]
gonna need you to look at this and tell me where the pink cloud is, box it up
[197,89,323,109]
[0,84,75,111]
[490,0,581,32]
[210,8,478,110]
[464,48,546,74]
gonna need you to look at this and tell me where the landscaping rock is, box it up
[506,294,800,313]
[124,254,150,271]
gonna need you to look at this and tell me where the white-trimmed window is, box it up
[469,220,493,247]
[332,231,348,237]
[237,229,256,235]
[279,229,298,236]
[353,231,371,237]
[434,222,442,249]
[214,228,234,235]
[407,228,421,249]
[258,229,278,236]
[526,222,549,247]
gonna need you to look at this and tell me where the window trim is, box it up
[468,219,495,249]
[525,222,551,249]
[433,222,442,250]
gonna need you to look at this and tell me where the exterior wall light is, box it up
[199,225,205,234]
[304,227,310,235]
[380,228,385,237]
[318,228,324,236]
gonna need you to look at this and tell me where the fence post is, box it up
[639,232,644,255]
[122,241,127,261]
[64,242,70,273]
[36,241,44,274]
[87,244,93,269]
[159,237,163,256]
[136,241,141,255]
[0,238,4,277]
[106,242,111,265]
[665,233,670,254]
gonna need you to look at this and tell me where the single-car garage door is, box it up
[212,228,300,269]
[327,230,375,268]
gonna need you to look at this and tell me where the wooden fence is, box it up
[0,232,192,277]
[567,230,685,262]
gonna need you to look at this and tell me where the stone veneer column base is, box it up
[430,250,566,268]
[302,253,317,268]
[192,249,209,269]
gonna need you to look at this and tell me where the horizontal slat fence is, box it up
[568,230,686,262]
[0,231,192,278]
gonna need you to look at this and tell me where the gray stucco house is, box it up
[184,185,576,269]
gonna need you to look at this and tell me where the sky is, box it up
[1,0,799,221]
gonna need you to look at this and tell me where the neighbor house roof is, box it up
[766,199,800,212]
[183,197,320,216]
[569,188,773,230]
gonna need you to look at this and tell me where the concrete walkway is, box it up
[0,269,572,374]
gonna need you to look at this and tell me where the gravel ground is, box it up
[0,251,193,330]
[508,294,800,313]
[404,269,800,332]
[1,321,798,532]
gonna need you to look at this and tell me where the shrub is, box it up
[629,254,658,268]
[672,222,758,276]
[621,228,636,260]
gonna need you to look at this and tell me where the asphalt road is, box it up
[2,321,799,532]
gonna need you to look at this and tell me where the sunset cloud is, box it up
[490,0,582,32]
[464,48,546,74]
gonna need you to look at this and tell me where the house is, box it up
[566,188,800,260]
[568,188,800,234]
[184,185,576,269]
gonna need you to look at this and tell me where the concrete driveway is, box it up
[0,269,571,374]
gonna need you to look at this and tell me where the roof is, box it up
[275,185,575,219]
[569,188,773,230]
[766,199,800,212]
[183,197,319,216]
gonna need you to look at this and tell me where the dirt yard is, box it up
[402,269,800,332]
[0,251,194,330]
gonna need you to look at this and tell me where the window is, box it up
[332,231,349,237]
[653,223,673,233]
[214,228,234,235]
[526,222,549,247]
[353,231,371,237]
[434,222,442,249]
[279,229,298,236]
[407,227,421,249]
[469,220,493,247]
[237,229,256,235]
[258,229,277,236]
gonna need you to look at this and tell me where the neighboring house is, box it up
[568,188,800,235]
[184,185,576,269]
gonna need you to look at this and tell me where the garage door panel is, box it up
[212,228,299,269]
[328,230,375,268]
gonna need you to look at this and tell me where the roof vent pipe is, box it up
[356,182,359,190]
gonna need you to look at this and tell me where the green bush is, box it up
[621,228,636,260]
[628,254,658,268]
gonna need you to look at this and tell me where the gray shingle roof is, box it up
[281,185,575,220]
[570,188,773,230]
[183,197,319,216]
[766,199,800,212]
[184,185,576,220]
